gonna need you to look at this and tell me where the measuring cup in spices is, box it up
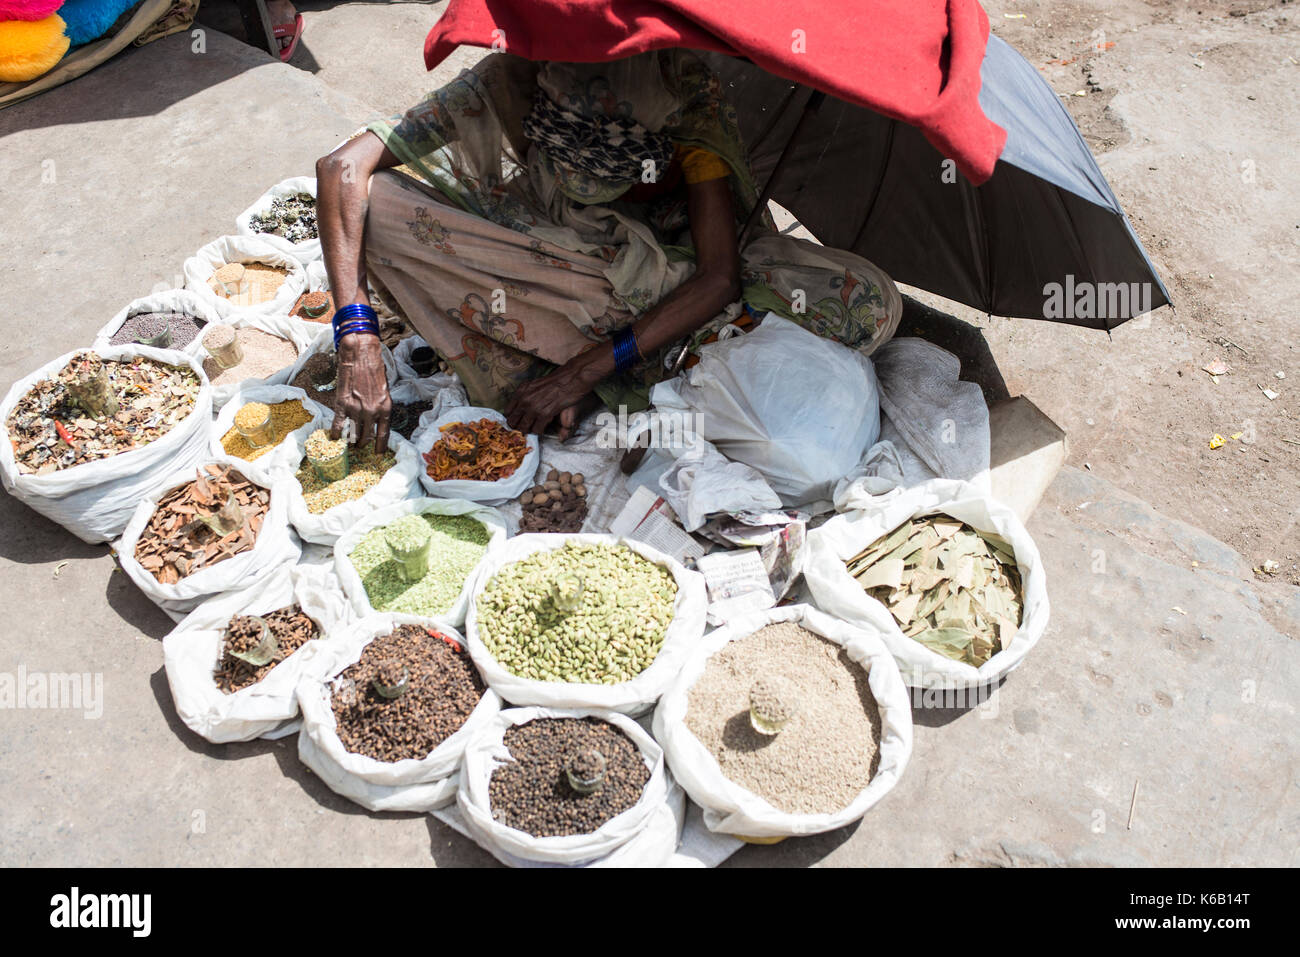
[384,514,433,582]
[371,659,411,699]
[226,615,279,666]
[214,605,318,693]
[203,324,244,370]
[212,263,247,298]
[305,428,348,482]
[551,572,585,613]
[198,491,247,537]
[233,401,275,449]
[749,677,796,736]
[131,312,172,350]
[565,748,607,795]
[65,356,119,418]
[409,346,437,377]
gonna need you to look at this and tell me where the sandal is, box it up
[273,13,304,63]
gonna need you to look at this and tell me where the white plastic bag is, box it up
[414,406,539,504]
[658,437,782,532]
[334,497,508,625]
[464,533,708,715]
[182,235,307,322]
[284,428,424,546]
[0,345,214,544]
[652,603,913,839]
[234,176,321,264]
[651,314,881,507]
[162,561,353,743]
[93,289,226,361]
[295,614,502,812]
[457,706,675,866]
[115,457,302,621]
[209,383,332,484]
[802,478,1049,689]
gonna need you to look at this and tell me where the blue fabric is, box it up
[58,0,139,47]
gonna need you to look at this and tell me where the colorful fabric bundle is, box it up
[0,0,63,19]
[0,14,69,81]
[57,0,139,47]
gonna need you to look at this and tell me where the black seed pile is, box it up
[388,399,433,440]
[110,311,207,350]
[489,717,650,837]
[330,624,485,763]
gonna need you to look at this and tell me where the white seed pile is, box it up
[684,622,882,815]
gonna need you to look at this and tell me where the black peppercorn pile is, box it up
[214,605,319,694]
[331,625,485,763]
[489,717,650,837]
[388,400,433,440]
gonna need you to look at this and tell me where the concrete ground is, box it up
[0,4,1295,867]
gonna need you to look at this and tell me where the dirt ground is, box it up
[966,0,1299,584]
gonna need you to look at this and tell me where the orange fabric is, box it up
[678,144,729,184]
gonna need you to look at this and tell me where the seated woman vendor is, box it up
[316,50,901,452]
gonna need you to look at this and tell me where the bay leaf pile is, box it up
[846,515,1022,666]
[6,351,200,475]
[133,464,270,584]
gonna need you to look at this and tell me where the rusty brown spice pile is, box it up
[6,352,200,475]
[213,605,319,694]
[133,464,270,584]
[330,625,485,763]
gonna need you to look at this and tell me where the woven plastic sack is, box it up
[414,406,539,505]
[93,288,225,361]
[114,456,302,621]
[333,496,508,626]
[456,706,675,866]
[209,383,332,484]
[653,603,913,839]
[464,533,708,715]
[182,234,307,323]
[802,478,1049,689]
[0,345,213,544]
[295,614,502,812]
[162,561,353,743]
[234,176,321,265]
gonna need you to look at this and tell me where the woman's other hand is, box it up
[505,362,599,441]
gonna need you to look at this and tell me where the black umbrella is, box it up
[710,35,1170,330]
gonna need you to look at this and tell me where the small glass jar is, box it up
[371,659,410,699]
[410,346,437,377]
[749,678,795,737]
[307,353,337,392]
[66,361,119,418]
[203,325,244,370]
[199,491,246,537]
[551,573,585,613]
[134,315,172,350]
[228,616,279,667]
[309,444,348,483]
[566,749,607,795]
[386,522,432,583]
[234,403,275,448]
[213,263,247,298]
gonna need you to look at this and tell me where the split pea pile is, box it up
[330,624,485,763]
[475,542,677,684]
[489,717,649,837]
[349,513,491,616]
[220,399,313,460]
[685,622,883,815]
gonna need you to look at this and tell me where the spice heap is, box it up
[110,311,207,350]
[330,624,484,762]
[388,399,433,441]
[424,418,528,482]
[209,261,291,307]
[291,290,333,322]
[489,717,650,837]
[6,351,200,475]
[349,513,490,615]
[133,464,270,584]
[220,399,313,460]
[685,622,882,815]
[294,431,396,514]
[518,468,587,533]
[290,352,338,412]
[202,327,298,387]
[476,542,677,684]
[845,515,1022,666]
[248,193,318,243]
[214,604,319,693]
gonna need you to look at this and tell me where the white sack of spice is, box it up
[114,456,302,622]
[294,614,502,813]
[275,325,401,395]
[0,345,214,544]
[454,706,678,867]
[802,478,1049,690]
[235,176,322,265]
[201,313,317,413]
[94,289,226,362]
[653,603,913,840]
[464,534,708,716]
[209,383,332,485]
[415,406,541,505]
[183,234,307,323]
[283,427,424,547]
[333,497,509,626]
[162,561,351,743]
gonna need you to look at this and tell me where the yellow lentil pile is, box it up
[220,400,313,461]
[294,443,397,513]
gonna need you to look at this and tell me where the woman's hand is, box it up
[505,361,599,441]
[331,333,392,453]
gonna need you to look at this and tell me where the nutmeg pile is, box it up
[518,468,587,533]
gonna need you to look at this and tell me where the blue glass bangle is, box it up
[332,303,378,327]
[612,327,642,374]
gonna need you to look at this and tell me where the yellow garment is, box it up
[678,145,730,184]
[0,14,69,82]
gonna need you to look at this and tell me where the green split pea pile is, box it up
[349,513,491,616]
